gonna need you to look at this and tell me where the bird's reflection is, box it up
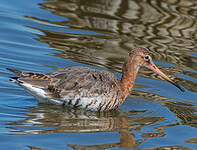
[7,101,196,149]
[67,144,192,150]
[27,144,192,150]
[8,104,163,134]
[8,104,164,149]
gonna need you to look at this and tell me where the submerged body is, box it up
[7,47,184,111]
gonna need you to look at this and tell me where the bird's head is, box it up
[129,47,184,92]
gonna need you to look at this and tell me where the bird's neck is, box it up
[120,57,139,101]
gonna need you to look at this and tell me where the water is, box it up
[0,0,197,149]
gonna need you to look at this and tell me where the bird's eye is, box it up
[144,55,149,60]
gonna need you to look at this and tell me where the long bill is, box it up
[147,62,184,92]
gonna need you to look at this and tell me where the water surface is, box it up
[0,0,197,149]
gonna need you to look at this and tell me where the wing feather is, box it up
[48,66,121,98]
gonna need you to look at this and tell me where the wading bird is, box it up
[7,47,184,111]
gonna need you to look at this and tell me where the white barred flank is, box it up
[60,94,120,111]
[20,82,121,111]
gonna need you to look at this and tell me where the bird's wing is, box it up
[47,66,121,98]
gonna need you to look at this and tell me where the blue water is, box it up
[0,0,197,149]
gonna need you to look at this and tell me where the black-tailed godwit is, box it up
[7,47,184,111]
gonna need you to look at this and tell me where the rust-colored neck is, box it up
[120,56,139,102]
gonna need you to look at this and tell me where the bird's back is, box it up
[50,66,119,93]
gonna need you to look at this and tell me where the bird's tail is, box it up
[7,68,22,76]
[7,68,23,83]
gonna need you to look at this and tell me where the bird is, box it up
[7,47,184,111]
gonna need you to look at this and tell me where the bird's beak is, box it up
[147,62,184,92]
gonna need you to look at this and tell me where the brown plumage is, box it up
[7,47,184,111]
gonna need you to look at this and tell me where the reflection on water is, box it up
[8,104,163,134]
[165,101,197,127]
[5,104,173,149]
[7,102,196,149]
[29,0,197,92]
[1,0,197,149]
[67,145,192,150]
